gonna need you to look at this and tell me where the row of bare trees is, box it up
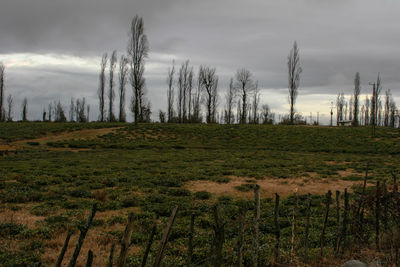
[0,62,29,122]
[336,73,398,128]
[97,16,150,124]
[163,42,301,125]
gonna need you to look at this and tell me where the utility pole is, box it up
[330,102,334,126]
[369,82,376,137]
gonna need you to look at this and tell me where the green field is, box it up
[0,123,399,266]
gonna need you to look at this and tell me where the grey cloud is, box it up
[0,0,399,122]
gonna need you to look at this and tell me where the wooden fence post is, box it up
[153,205,179,267]
[85,250,93,267]
[117,213,135,267]
[341,188,349,254]
[252,184,260,267]
[273,193,280,265]
[108,242,115,267]
[55,231,73,267]
[376,181,381,252]
[335,190,341,255]
[141,221,157,267]
[320,190,332,258]
[67,204,97,267]
[304,193,311,261]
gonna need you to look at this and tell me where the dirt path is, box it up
[1,127,122,152]
[185,176,370,198]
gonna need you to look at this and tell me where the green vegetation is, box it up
[0,123,399,266]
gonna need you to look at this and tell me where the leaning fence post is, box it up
[67,204,97,267]
[320,190,332,258]
[252,184,260,267]
[142,221,157,267]
[85,250,93,267]
[375,181,381,252]
[153,205,179,267]
[55,231,73,267]
[108,242,115,267]
[303,193,311,261]
[335,190,341,255]
[117,213,135,267]
[273,193,280,265]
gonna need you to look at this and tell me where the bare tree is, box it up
[6,94,13,122]
[389,99,396,127]
[118,56,128,122]
[54,101,67,122]
[200,66,218,123]
[287,41,302,124]
[76,98,87,122]
[177,60,193,123]
[384,90,391,127]
[87,104,90,122]
[167,61,175,122]
[370,74,382,134]
[187,69,194,122]
[191,70,202,123]
[353,72,361,126]
[336,93,345,125]
[69,97,75,122]
[364,96,370,125]
[159,110,166,123]
[377,100,382,126]
[252,81,260,124]
[261,104,274,124]
[98,53,108,122]
[21,97,28,121]
[348,96,353,121]
[0,63,5,122]
[224,78,235,124]
[235,68,255,124]
[108,50,117,122]
[127,15,149,124]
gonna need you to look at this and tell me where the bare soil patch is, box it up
[16,127,122,145]
[185,176,369,198]
[3,127,122,152]
[0,208,44,228]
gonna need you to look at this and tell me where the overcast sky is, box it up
[0,0,399,124]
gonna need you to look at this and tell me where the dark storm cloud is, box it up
[0,0,399,122]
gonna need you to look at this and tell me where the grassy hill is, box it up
[0,123,399,266]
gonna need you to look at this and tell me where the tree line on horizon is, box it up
[0,15,398,128]
[336,73,397,129]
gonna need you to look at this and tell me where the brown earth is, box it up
[1,127,122,152]
[185,175,370,198]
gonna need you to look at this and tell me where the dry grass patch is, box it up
[14,127,122,146]
[0,208,44,228]
[185,176,369,198]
